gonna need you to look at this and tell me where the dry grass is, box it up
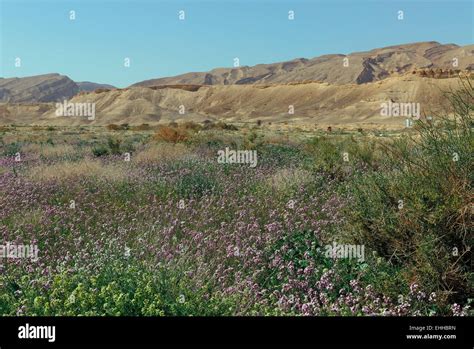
[28,159,126,182]
[267,168,313,192]
[263,134,291,145]
[21,144,76,159]
[10,208,44,227]
[134,143,192,164]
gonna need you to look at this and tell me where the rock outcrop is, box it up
[0,73,79,103]
[132,42,473,87]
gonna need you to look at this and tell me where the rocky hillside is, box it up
[0,75,117,103]
[1,73,463,129]
[132,42,473,87]
[1,41,472,128]
[0,73,78,103]
[77,81,116,92]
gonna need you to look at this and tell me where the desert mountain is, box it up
[1,41,472,104]
[1,42,473,128]
[0,73,78,103]
[77,82,116,92]
[132,42,473,87]
[0,75,116,103]
[2,73,465,129]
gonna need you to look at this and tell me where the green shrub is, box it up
[344,77,473,305]
[0,259,234,316]
[176,169,219,199]
[107,137,122,155]
[92,145,109,157]
[2,142,21,156]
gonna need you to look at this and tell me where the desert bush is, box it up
[94,88,110,94]
[120,140,135,154]
[202,121,215,130]
[154,126,188,143]
[243,131,264,150]
[305,136,342,172]
[181,121,202,131]
[201,120,238,131]
[131,123,152,131]
[107,137,122,155]
[92,145,109,157]
[344,77,473,306]
[216,121,238,131]
[2,142,22,156]
[107,124,122,131]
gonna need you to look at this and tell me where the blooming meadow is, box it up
[0,81,472,316]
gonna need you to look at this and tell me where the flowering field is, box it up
[0,83,472,316]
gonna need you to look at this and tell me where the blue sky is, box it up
[1,0,472,87]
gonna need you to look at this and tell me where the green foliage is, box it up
[344,77,473,304]
[107,137,122,155]
[2,142,21,156]
[258,143,308,167]
[0,259,234,316]
[243,131,264,149]
[92,145,109,157]
[176,168,219,199]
